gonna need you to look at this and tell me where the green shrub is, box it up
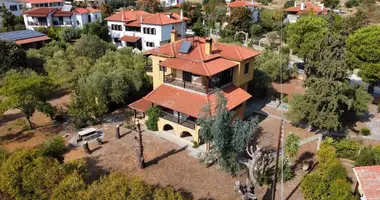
[277,161,295,182]
[145,106,161,131]
[334,139,360,160]
[36,137,67,162]
[360,127,371,136]
[355,147,377,166]
[345,0,359,8]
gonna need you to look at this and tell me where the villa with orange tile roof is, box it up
[129,33,260,143]
[353,165,380,200]
[105,10,188,50]
[226,0,260,22]
[285,1,328,23]
[23,6,102,29]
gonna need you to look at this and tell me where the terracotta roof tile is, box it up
[23,7,57,17]
[142,84,251,118]
[228,0,256,8]
[159,57,237,76]
[104,10,152,22]
[285,2,328,14]
[354,165,380,200]
[128,99,152,112]
[146,37,260,62]
[72,8,100,14]
[141,13,188,25]
[52,8,72,17]
[15,35,50,45]
[120,35,141,43]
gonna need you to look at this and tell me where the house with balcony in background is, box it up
[128,33,260,144]
[0,0,23,27]
[285,1,327,23]
[23,6,101,29]
[21,0,64,9]
[105,9,188,50]
[226,0,259,23]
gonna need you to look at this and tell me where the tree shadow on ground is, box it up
[145,145,188,168]
[293,151,315,170]
[84,156,110,184]
[285,162,318,200]
[0,131,35,144]
[0,112,25,126]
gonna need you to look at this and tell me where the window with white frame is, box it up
[146,42,154,47]
[111,24,122,31]
[143,27,156,35]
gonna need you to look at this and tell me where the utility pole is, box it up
[272,119,284,200]
[135,120,145,169]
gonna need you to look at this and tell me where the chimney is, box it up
[205,37,212,55]
[251,0,254,5]
[170,30,177,43]
[180,9,183,20]
[321,3,324,10]
[301,2,305,10]
[294,1,297,7]
[140,15,143,22]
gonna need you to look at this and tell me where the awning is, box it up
[128,99,152,112]
[16,35,51,45]
[120,35,141,43]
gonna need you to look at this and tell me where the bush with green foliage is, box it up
[0,40,26,74]
[360,127,371,136]
[284,0,295,8]
[345,0,359,8]
[250,68,271,98]
[301,143,355,200]
[333,139,360,160]
[146,106,161,131]
[36,137,67,162]
[255,50,290,83]
[82,21,109,41]
[0,140,186,200]
[59,27,81,42]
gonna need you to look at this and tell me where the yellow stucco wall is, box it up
[232,101,247,119]
[157,117,201,143]
[232,57,255,87]
[152,55,171,89]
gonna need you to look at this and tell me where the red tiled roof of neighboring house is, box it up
[21,0,63,3]
[141,84,251,118]
[104,10,151,22]
[146,37,260,62]
[141,12,189,25]
[120,35,141,43]
[227,0,257,8]
[285,2,328,15]
[52,8,73,17]
[23,7,57,17]
[128,99,152,112]
[353,165,380,200]
[159,57,238,76]
[73,7,101,14]
[15,35,50,45]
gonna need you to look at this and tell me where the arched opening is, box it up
[180,131,193,141]
[163,124,174,131]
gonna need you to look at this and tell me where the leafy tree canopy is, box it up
[227,7,253,34]
[72,34,116,61]
[198,93,258,174]
[255,50,290,83]
[346,25,380,93]
[259,9,284,32]
[286,15,329,60]
[323,0,340,9]
[137,0,161,13]
[81,21,109,41]
[0,70,56,129]
[0,40,26,74]
[0,4,16,31]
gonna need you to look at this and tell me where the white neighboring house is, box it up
[23,7,101,29]
[105,9,188,51]
[160,0,184,7]
[284,1,327,23]
[226,0,259,23]
[0,0,23,27]
[21,0,64,9]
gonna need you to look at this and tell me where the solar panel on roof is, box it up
[178,41,192,54]
[0,30,45,41]
[62,4,72,12]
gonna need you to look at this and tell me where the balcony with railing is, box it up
[163,68,233,94]
[53,21,72,26]
[160,109,196,130]
[27,21,48,26]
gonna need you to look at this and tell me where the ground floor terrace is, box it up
[128,84,250,144]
